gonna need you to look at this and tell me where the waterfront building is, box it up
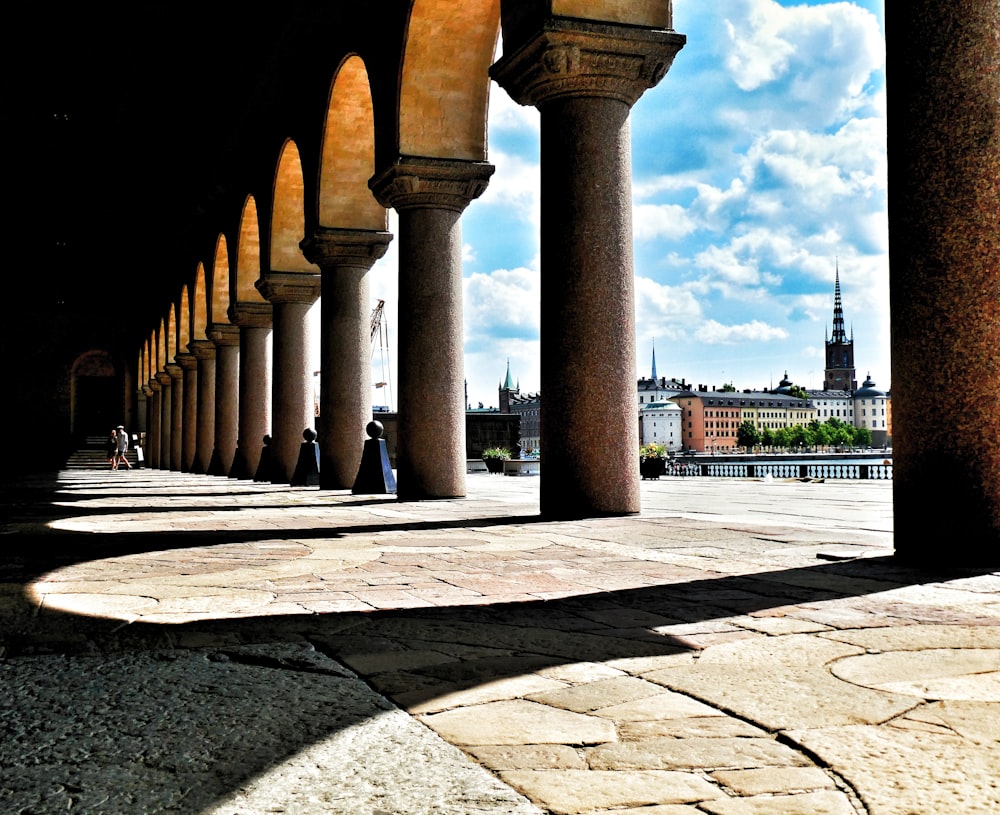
[639,400,683,453]
[671,387,814,453]
[853,374,889,447]
[498,362,540,455]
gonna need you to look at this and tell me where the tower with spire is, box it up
[499,358,519,413]
[823,264,857,392]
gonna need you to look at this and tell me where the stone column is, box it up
[256,272,321,484]
[491,18,685,518]
[166,362,184,471]
[370,157,493,499]
[228,302,273,480]
[147,380,161,468]
[155,371,173,470]
[189,339,216,474]
[206,323,240,476]
[178,353,198,471]
[888,1,1000,564]
[301,228,392,489]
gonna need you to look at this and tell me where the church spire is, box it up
[503,358,515,390]
[651,340,658,381]
[830,262,847,344]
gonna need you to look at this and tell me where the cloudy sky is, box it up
[362,0,888,411]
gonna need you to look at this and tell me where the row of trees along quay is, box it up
[736,417,874,452]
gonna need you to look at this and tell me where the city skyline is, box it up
[347,0,888,410]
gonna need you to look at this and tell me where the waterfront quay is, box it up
[660,452,894,481]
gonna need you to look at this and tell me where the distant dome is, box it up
[854,374,885,399]
[774,372,795,395]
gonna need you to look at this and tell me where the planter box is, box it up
[640,457,666,479]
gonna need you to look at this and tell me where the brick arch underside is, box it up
[399,0,500,160]
[319,56,383,230]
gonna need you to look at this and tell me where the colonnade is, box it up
[129,1,1000,564]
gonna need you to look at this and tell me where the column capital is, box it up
[154,372,172,387]
[207,323,241,348]
[188,339,217,361]
[490,18,685,109]
[255,271,322,306]
[176,352,198,372]
[165,362,183,381]
[228,301,273,330]
[300,227,393,270]
[143,383,156,397]
[370,156,495,213]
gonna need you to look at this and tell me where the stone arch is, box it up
[157,318,167,372]
[210,234,232,326]
[235,196,264,300]
[399,0,500,160]
[166,301,179,362]
[192,263,209,340]
[318,55,384,230]
[179,285,192,351]
[270,140,318,272]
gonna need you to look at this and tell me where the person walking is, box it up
[107,429,118,468]
[114,425,132,470]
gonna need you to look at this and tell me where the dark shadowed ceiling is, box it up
[4,4,300,345]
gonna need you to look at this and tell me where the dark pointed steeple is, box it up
[651,340,658,381]
[823,261,857,392]
[503,358,515,390]
[830,262,847,344]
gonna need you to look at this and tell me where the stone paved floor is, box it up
[1,468,998,814]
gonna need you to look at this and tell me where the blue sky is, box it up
[360,0,888,411]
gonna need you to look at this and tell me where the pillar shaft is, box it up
[301,228,392,489]
[189,340,216,474]
[166,363,184,471]
[491,17,685,518]
[147,380,161,468]
[178,354,198,471]
[229,302,272,481]
[256,272,321,484]
[888,0,1000,563]
[371,157,494,499]
[207,324,240,476]
[155,372,172,470]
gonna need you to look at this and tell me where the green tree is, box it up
[788,385,808,400]
[720,382,737,392]
[761,427,775,448]
[852,426,873,448]
[789,423,808,448]
[737,420,760,450]
[773,427,792,449]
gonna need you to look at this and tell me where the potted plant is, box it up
[481,446,509,474]
[639,442,667,479]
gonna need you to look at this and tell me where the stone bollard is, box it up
[254,435,273,483]
[291,428,321,487]
[352,421,397,495]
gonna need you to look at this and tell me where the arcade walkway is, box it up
[1,467,997,814]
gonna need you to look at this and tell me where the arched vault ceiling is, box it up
[400,0,500,160]
[320,56,384,230]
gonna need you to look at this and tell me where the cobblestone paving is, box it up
[1,469,998,814]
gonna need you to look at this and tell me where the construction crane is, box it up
[370,299,394,412]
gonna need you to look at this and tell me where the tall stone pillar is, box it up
[147,380,161,468]
[301,228,392,489]
[206,324,240,476]
[178,353,198,471]
[370,158,493,499]
[189,339,216,474]
[228,302,273,480]
[491,17,685,518]
[156,371,173,470]
[256,272,321,484]
[888,1,1000,564]
[166,362,184,471]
